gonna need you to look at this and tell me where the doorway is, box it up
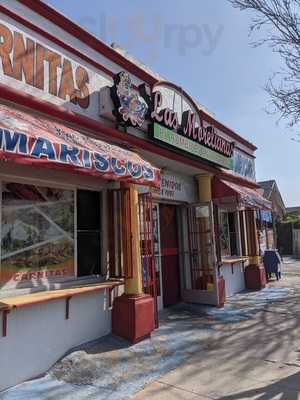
[159,204,181,307]
[77,190,101,277]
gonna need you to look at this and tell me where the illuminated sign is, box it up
[110,73,235,168]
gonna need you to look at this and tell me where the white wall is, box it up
[0,290,111,391]
[221,263,245,298]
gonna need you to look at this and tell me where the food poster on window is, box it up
[259,229,267,254]
[219,212,231,257]
[1,182,74,287]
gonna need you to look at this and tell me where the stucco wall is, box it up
[0,290,111,392]
[221,263,245,298]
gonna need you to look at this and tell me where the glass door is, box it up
[184,202,219,305]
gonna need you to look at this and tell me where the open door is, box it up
[139,193,158,328]
[159,204,181,307]
[183,202,219,306]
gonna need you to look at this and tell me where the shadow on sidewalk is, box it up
[220,371,300,399]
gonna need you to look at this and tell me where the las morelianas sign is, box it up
[110,72,235,169]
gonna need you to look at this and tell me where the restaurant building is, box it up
[0,0,272,391]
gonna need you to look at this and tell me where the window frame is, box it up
[0,175,103,290]
[218,209,241,258]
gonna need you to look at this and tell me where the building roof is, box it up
[258,180,275,200]
[258,180,286,214]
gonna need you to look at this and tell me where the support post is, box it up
[112,183,155,343]
[197,174,212,203]
[196,174,225,307]
[244,210,267,290]
[123,184,143,296]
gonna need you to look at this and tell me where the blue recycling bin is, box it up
[263,250,282,281]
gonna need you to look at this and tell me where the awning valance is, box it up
[213,179,273,211]
[0,103,160,187]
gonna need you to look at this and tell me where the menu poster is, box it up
[1,182,74,287]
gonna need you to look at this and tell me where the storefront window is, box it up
[1,182,75,287]
[219,211,239,257]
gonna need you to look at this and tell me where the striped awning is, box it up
[213,179,273,211]
[0,103,160,187]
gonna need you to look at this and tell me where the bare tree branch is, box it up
[228,0,300,128]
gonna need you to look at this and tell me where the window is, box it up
[239,211,247,256]
[76,190,101,277]
[1,182,74,287]
[219,210,239,257]
[0,181,103,289]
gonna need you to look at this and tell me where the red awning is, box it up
[0,103,160,187]
[213,178,272,211]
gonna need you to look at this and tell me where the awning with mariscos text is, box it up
[0,103,160,187]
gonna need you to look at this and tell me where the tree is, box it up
[228,0,300,131]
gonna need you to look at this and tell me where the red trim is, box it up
[218,171,259,189]
[199,110,257,151]
[212,177,271,210]
[235,145,256,159]
[154,81,205,123]
[0,4,114,81]
[0,82,260,189]
[15,0,157,86]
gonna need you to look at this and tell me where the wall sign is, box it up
[110,72,235,168]
[138,171,197,203]
[233,150,256,181]
[141,87,234,158]
[158,172,196,202]
[152,123,233,170]
[0,23,90,108]
[110,72,148,127]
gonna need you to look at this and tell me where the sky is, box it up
[46,0,299,206]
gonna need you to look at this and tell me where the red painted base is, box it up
[245,264,267,290]
[112,294,155,343]
[218,276,226,308]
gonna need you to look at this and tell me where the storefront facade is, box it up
[0,0,271,391]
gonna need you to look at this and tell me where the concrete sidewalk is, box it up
[1,260,300,399]
[133,260,300,400]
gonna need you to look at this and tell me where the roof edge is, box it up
[15,0,257,152]
[17,0,158,86]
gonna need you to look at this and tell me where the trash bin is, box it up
[263,250,282,281]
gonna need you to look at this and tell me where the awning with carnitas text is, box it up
[0,103,160,187]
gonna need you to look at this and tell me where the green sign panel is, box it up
[152,123,233,169]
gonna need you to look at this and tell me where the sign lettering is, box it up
[0,23,90,108]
